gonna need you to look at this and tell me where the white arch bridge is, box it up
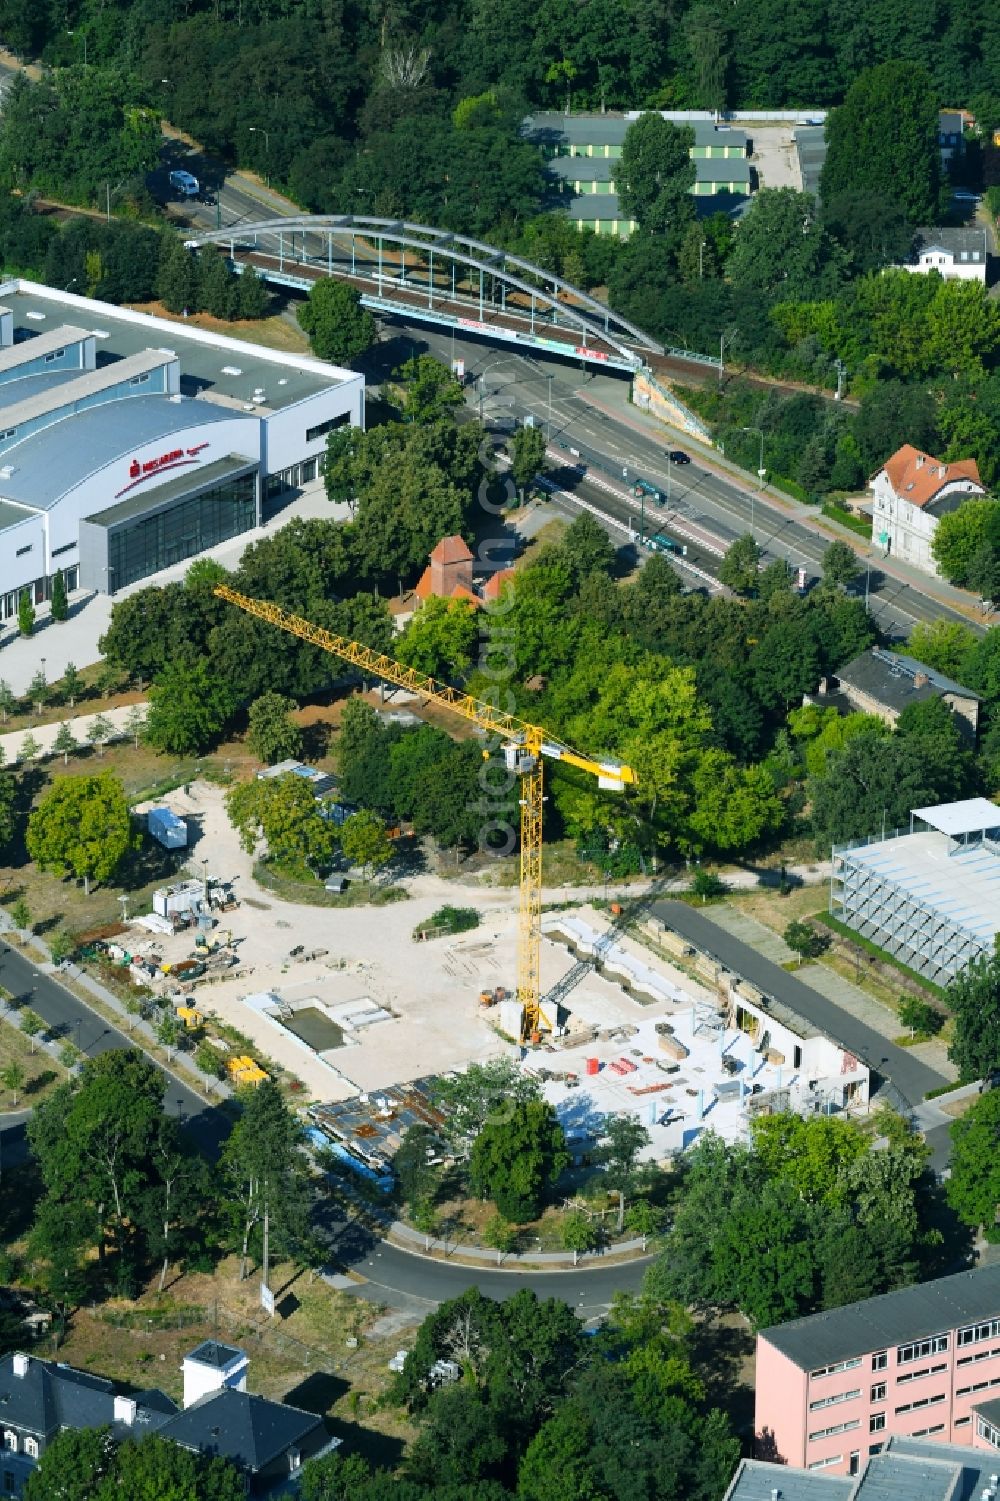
[183,215,694,375]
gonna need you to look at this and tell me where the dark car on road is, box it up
[668,450,691,465]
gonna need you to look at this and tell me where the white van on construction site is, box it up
[169,169,200,198]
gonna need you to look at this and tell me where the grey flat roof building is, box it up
[522,111,748,152]
[760,1265,1000,1373]
[0,287,344,414]
[794,124,827,195]
[0,349,174,437]
[0,277,364,605]
[725,1438,1000,1501]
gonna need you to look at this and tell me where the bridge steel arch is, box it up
[184,215,664,372]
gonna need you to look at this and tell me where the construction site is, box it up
[78,588,873,1191]
[108,774,871,1188]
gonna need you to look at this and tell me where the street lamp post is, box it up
[248,126,270,188]
[741,426,766,532]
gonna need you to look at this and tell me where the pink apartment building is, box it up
[755,1264,1000,1478]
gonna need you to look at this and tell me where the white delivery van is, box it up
[168,169,200,198]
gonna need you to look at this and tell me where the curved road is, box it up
[335,1225,651,1319]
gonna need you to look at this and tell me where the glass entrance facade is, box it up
[107,470,257,589]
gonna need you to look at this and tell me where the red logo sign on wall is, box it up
[114,442,210,499]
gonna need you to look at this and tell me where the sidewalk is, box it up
[0,700,145,766]
[0,909,231,1105]
[583,382,993,629]
[387,1215,651,1269]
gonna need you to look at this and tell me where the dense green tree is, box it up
[197,248,237,319]
[246,692,303,765]
[225,772,338,869]
[298,279,377,365]
[157,238,198,315]
[24,1429,244,1501]
[236,264,270,319]
[809,725,971,846]
[907,619,978,680]
[27,1052,200,1291]
[751,618,822,709]
[821,191,915,276]
[26,773,135,894]
[395,355,464,425]
[469,1097,568,1221]
[558,512,618,582]
[396,596,478,678]
[614,114,695,236]
[599,1113,650,1229]
[821,62,942,224]
[17,589,34,637]
[727,189,846,299]
[145,653,237,754]
[50,568,69,622]
[221,1078,312,1278]
[931,499,1000,588]
[510,423,547,501]
[948,950,1000,1084]
[821,539,860,588]
[341,808,392,878]
[100,581,220,681]
[948,1089,1000,1231]
[718,533,761,595]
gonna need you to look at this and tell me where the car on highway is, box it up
[668,450,691,465]
[168,169,200,199]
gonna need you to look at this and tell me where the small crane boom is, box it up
[215,584,637,1039]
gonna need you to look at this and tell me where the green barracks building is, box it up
[521,112,754,237]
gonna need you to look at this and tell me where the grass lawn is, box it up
[0,737,254,941]
[0,1005,69,1107]
[48,1256,417,1465]
[131,302,311,356]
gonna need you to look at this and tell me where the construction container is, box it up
[153,880,204,918]
[147,807,188,850]
[585,1057,600,1076]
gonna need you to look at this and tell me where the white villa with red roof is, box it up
[870,444,986,576]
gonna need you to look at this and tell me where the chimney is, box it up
[939,465,947,478]
[113,1395,136,1426]
[915,454,924,467]
[11,1354,28,1379]
[914,672,929,688]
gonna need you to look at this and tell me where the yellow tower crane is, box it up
[215,585,638,1041]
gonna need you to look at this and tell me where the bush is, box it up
[898,995,944,1037]
[690,868,728,901]
[428,905,480,935]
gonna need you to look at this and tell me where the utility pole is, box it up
[834,359,847,401]
[719,327,737,388]
[261,1200,272,1315]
